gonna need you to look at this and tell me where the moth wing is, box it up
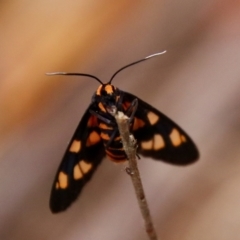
[50,106,105,213]
[123,91,199,165]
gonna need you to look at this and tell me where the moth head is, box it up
[94,84,120,110]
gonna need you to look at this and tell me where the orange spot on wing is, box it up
[58,172,68,189]
[132,117,145,130]
[79,160,92,173]
[170,128,182,146]
[181,135,187,142]
[153,134,165,150]
[122,101,131,111]
[141,139,153,150]
[69,140,81,153]
[147,111,159,125]
[86,131,101,146]
[87,116,98,127]
[73,164,83,180]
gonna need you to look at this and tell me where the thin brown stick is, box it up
[114,111,158,240]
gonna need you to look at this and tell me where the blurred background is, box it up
[1,0,240,239]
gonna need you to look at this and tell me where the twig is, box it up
[114,111,158,240]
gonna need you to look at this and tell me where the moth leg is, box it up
[89,109,115,126]
[116,91,124,110]
[125,98,139,123]
[105,128,118,148]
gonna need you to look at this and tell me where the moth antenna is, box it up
[46,72,103,85]
[108,50,167,84]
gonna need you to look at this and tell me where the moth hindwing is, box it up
[48,51,199,213]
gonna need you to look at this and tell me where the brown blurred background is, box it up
[1,1,240,239]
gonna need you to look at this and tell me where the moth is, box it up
[47,51,199,213]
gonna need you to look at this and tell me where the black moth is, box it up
[47,51,199,213]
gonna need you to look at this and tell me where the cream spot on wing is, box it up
[87,131,101,146]
[69,140,81,153]
[58,172,68,189]
[153,134,165,150]
[141,139,153,150]
[147,111,159,125]
[74,164,83,180]
[170,128,182,147]
[79,160,92,174]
